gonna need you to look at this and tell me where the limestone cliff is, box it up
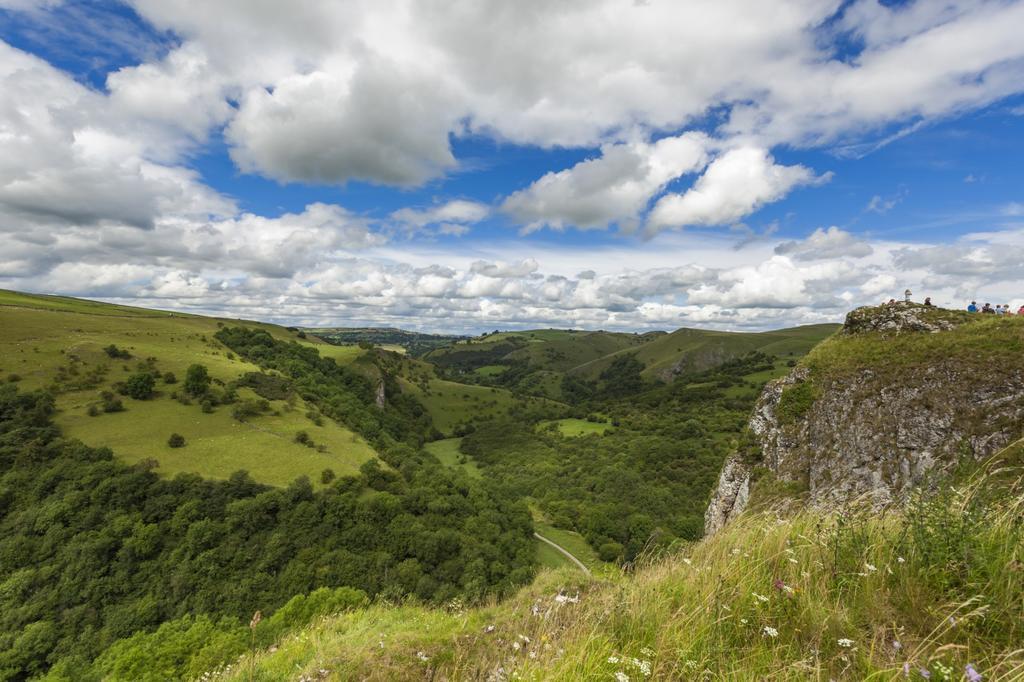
[705,303,1024,534]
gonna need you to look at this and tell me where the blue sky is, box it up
[1,0,1023,332]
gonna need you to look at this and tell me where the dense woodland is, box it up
[461,352,777,561]
[0,385,533,679]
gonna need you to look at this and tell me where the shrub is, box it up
[776,379,819,425]
[167,433,186,448]
[86,404,100,417]
[124,373,156,400]
[7,373,21,383]
[184,364,210,397]
[294,430,313,447]
[598,541,623,562]
[103,344,131,359]
[100,391,124,413]
[320,468,336,484]
[163,372,177,384]
[200,399,214,414]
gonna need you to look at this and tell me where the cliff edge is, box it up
[705,303,1024,534]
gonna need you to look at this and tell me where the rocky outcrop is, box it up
[375,380,386,409]
[705,306,1024,534]
[842,302,968,335]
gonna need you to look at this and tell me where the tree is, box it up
[320,468,336,484]
[124,373,156,400]
[167,433,186,448]
[163,372,177,384]
[184,364,210,397]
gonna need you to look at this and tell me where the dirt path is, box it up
[534,532,592,575]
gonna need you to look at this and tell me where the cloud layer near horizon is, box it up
[2,0,1024,331]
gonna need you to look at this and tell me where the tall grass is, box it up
[221,450,1023,681]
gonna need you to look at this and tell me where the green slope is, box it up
[0,290,380,487]
[570,323,839,382]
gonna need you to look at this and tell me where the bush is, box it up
[320,468,336,484]
[103,344,131,360]
[124,372,156,400]
[598,541,623,562]
[167,433,186,448]
[163,372,177,384]
[184,364,210,397]
[7,373,21,383]
[100,391,124,413]
[200,399,214,413]
[87,404,100,417]
[294,430,313,447]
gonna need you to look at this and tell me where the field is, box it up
[537,417,613,437]
[0,290,381,486]
[423,437,481,478]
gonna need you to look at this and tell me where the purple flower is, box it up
[902,662,910,678]
[965,664,982,682]
[919,669,931,679]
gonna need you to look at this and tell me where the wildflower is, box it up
[892,640,901,651]
[903,662,910,678]
[519,635,531,643]
[965,664,982,681]
[788,557,799,564]
[640,647,654,657]
[865,563,877,572]
[762,626,779,638]
[512,642,521,651]
[897,556,906,563]
[837,638,854,648]
[528,651,537,660]
[752,592,769,603]
[919,668,931,679]
[484,624,496,633]
[682,558,692,565]
[740,618,748,624]
[614,673,630,682]
[731,548,741,556]
[554,593,579,604]
[416,652,429,662]
[608,656,620,664]
[948,616,957,627]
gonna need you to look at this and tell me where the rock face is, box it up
[705,305,1024,535]
[375,380,386,409]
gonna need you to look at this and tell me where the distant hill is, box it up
[0,289,380,487]
[304,326,467,356]
[569,323,840,382]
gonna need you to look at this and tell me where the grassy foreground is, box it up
[214,451,1024,681]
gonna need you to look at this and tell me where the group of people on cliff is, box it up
[881,294,1023,315]
[966,301,1022,315]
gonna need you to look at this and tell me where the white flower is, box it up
[837,638,854,648]
[608,656,620,664]
[614,673,630,682]
[731,548,741,555]
[892,640,902,651]
[484,624,496,633]
[897,556,906,564]
[752,592,769,603]
[740,618,748,624]
[629,658,652,677]
[528,650,537,659]
[788,558,799,564]
[865,563,877,572]
[416,651,429,662]
[682,558,692,565]
[762,626,779,638]
[640,647,655,657]
[512,641,521,651]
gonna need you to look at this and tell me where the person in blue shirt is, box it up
[967,301,978,313]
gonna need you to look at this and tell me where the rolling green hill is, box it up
[0,290,380,487]
[569,323,839,382]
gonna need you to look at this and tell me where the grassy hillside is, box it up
[0,290,379,487]
[219,453,1024,680]
[571,323,839,382]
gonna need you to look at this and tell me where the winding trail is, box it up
[534,532,592,575]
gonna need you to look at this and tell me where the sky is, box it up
[1,0,1023,333]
